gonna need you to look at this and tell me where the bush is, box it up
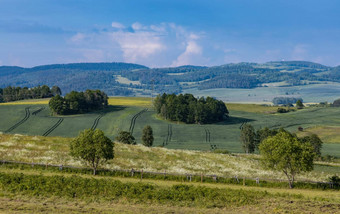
[277,108,288,113]
[115,131,136,145]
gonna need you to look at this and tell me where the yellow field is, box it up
[297,126,340,144]
[0,98,50,105]
[108,97,151,107]
[226,103,283,113]
[0,97,152,107]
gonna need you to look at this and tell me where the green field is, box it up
[184,82,340,103]
[1,168,339,214]
[1,100,340,157]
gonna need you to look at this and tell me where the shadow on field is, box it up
[101,105,126,113]
[216,116,255,125]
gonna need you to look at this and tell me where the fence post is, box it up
[131,168,134,177]
[243,177,245,186]
[256,178,259,185]
[201,173,203,183]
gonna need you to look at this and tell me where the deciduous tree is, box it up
[70,129,114,175]
[142,125,154,147]
[259,131,315,188]
[240,124,256,153]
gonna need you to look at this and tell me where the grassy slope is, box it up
[0,168,339,214]
[0,134,339,182]
[1,98,340,156]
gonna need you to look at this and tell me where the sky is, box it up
[0,0,340,67]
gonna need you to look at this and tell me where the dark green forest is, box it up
[0,85,60,102]
[154,93,228,124]
[49,89,108,115]
[0,61,338,96]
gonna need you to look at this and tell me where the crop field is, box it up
[184,82,340,103]
[0,98,340,157]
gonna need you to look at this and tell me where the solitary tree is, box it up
[240,123,256,153]
[259,131,315,188]
[115,131,136,145]
[296,99,304,109]
[142,125,154,147]
[70,129,114,175]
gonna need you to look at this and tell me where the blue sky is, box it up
[0,0,340,67]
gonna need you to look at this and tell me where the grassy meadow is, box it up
[1,169,339,214]
[0,134,339,182]
[1,98,340,213]
[1,98,340,157]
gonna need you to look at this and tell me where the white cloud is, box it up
[171,33,204,66]
[68,22,206,66]
[131,22,146,31]
[111,31,165,63]
[111,22,125,29]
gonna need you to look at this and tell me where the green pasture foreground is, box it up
[0,169,339,214]
[0,103,340,156]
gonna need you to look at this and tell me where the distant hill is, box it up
[0,61,338,96]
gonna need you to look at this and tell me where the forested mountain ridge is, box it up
[0,61,338,96]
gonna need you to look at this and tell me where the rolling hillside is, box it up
[1,61,340,102]
[1,98,340,157]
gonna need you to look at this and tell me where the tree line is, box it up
[272,97,303,105]
[240,125,324,188]
[49,89,108,115]
[0,85,61,102]
[154,93,228,124]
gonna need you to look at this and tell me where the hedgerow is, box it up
[0,172,269,208]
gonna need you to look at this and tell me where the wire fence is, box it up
[0,159,337,189]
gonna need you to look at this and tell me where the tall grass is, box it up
[0,134,338,182]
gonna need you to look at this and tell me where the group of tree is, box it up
[71,125,154,175]
[240,125,323,188]
[114,125,154,147]
[272,97,303,106]
[154,93,228,124]
[49,89,108,115]
[241,125,323,156]
[332,98,340,107]
[0,85,61,102]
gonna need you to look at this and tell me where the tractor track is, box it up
[32,107,45,116]
[129,108,148,134]
[91,113,105,130]
[42,118,64,137]
[204,127,217,150]
[5,107,31,133]
[163,124,173,146]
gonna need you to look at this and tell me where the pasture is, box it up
[0,98,340,157]
[184,82,340,103]
[0,134,339,182]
